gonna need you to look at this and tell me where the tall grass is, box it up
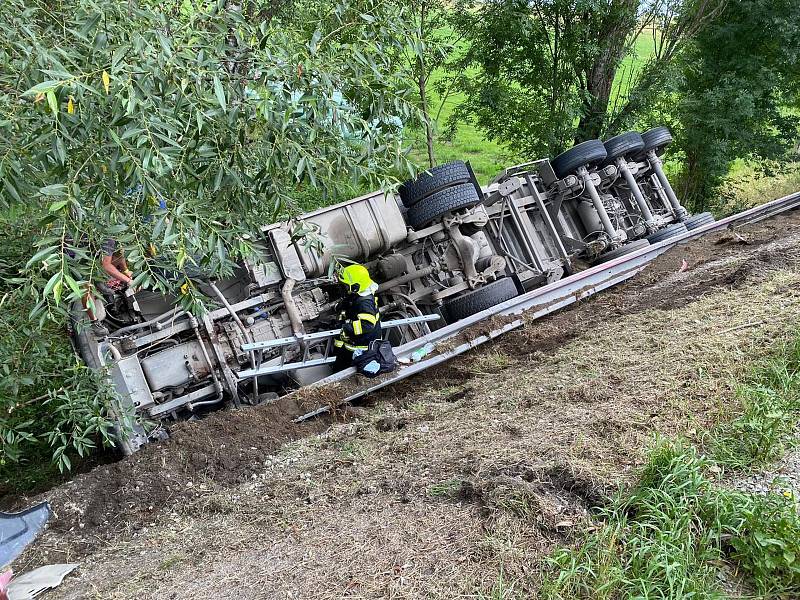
[541,440,800,598]
[541,333,800,599]
[710,335,800,470]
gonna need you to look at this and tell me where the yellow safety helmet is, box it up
[337,263,374,293]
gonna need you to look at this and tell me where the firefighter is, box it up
[333,263,381,370]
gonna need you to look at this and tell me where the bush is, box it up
[729,492,800,595]
[0,211,117,489]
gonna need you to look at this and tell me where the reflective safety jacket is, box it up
[334,293,381,352]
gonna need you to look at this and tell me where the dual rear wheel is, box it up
[399,161,482,229]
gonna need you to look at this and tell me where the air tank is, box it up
[286,190,408,277]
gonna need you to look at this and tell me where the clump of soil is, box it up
[459,463,611,534]
[14,393,333,553]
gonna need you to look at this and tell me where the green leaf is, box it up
[2,177,22,203]
[310,29,322,54]
[43,271,62,298]
[26,245,59,268]
[213,76,226,112]
[25,80,60,95]
[64,273,81,296]
[48,199,69,212]
[46,90,59,116]
[39,184,67,197]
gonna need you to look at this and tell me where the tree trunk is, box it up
[419,73,436,168]
[417,1,435,168]
[574,0,639,142]
[575,47,622,142]
[679,153,709,213]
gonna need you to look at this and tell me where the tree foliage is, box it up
[1,0,420,317]
[672,0,800,209]
[449,0,723,157]
[0,0,421,475]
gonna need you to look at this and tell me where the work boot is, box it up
[90,320,110,338]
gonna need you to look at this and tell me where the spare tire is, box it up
[550,139,607,180]
[405,182,482,229]
[683,212,716,231]
[646,222,688,244]
[603,132,645,163]
[596,239,650,264]
[398,161,472,207]
[444,277,519,322]
[641,126,673,156]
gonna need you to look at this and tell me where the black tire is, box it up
[405,182,482,229]
[398,161,472,207]
[640,126,673,156]
[603,132,645,163]
[596,239,650,263]
[683,212,716,231]
[70,302,102,369]
[647,222,688,244]
[550,139,608,179]
[444,277,520,322]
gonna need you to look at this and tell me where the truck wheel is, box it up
[640,126,673,156]
[398,161,472,207]
[444,277,519,322]
[405,182,482,229]
[596,239,650,263]
[550,139,607,180]
[683,212,716,230]
[603,132,645,163]
[70,303,102,370]
[646,222,688,244]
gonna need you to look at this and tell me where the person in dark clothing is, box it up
[333,264,381,371]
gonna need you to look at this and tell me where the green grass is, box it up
[709,335,800,470]
[541,440,800,599]
[540,333,800,599]
[408,67,511,183]
[609,27,658,114]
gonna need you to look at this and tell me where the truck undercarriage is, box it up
[72,127,725,453]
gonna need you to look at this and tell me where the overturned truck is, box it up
[73,127,714,453]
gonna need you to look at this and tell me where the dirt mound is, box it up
[18,393,335,553]
[458,463,611,536]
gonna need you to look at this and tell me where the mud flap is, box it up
[0,503,51,570]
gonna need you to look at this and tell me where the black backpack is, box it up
[352,340,397,378]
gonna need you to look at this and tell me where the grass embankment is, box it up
[541,335,800,599]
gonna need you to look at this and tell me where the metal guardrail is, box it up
[294,191,800,421]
